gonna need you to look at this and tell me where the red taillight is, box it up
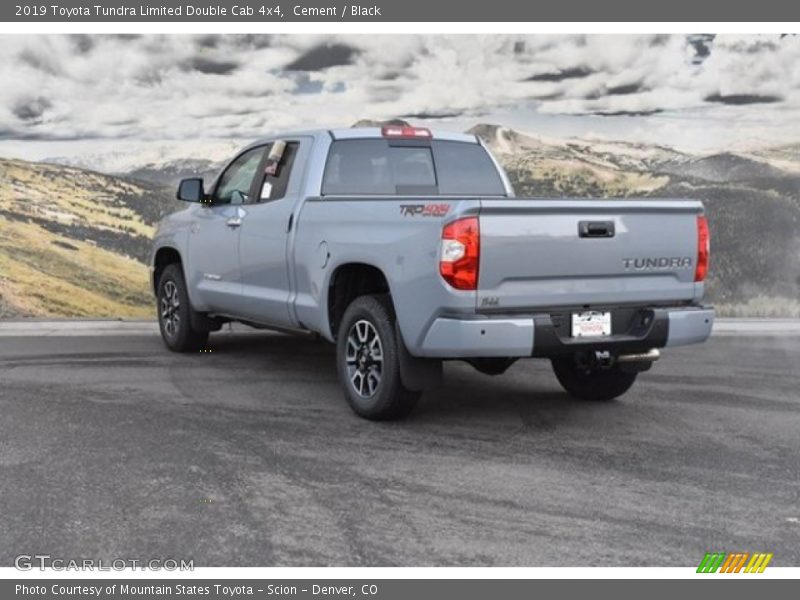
[440,216,480,290]
[695,215,710,282]
[381,126,432,139]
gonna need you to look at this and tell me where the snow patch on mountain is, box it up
[43,139,245,178]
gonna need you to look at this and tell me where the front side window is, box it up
[214,147,265,203]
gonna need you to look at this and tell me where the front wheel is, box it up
[551,357,638,401]
[157,263,209,352]
[336,295,420,420]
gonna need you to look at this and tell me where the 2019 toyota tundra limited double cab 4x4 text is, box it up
[150,126,714,420]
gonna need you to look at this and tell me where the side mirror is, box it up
[177,178,205,203]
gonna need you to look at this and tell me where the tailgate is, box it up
[477,199,703,310]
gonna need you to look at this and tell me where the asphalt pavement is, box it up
[0,323,798,566]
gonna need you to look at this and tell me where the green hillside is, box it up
[0,158,176,318]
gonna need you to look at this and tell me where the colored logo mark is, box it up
[697,552,773,573]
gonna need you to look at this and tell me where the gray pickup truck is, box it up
[150,126,714,420]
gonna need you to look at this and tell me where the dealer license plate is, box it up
[571,311,611,338]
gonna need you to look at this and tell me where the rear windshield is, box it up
[322,139,506,196]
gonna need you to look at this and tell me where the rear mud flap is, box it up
[396,323,442,391]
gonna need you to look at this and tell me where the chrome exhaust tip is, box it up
[617,348,660,363]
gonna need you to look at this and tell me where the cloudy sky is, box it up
[0,33,798,163]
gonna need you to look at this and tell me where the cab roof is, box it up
[330,127,478,143]
[247,127,479,147]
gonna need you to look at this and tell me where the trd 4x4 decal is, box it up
[399,203,450,217]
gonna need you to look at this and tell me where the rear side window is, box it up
[253,141,299,203]
[321,139,505,196]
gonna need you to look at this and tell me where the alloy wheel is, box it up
[160,280,181,338]
[345,319,384,398]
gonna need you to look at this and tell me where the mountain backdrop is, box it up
[1,123,799,318]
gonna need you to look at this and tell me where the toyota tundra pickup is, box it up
[150,126,714,420]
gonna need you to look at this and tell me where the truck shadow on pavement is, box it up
[195,332,618,429]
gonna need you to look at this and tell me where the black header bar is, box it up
[3,0,800,22]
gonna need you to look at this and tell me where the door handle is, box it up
[226,217,242,228]
[579,220,615,238]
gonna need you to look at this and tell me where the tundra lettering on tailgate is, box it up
[399,203,450,217]
[622,256,693,271]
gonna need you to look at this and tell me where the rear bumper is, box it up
[665,307,715,347]
[418,305,714,358]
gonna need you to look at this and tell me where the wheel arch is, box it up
[326,262,393,341]
[153,246,183,295]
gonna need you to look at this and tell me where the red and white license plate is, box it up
[571,311,612,338]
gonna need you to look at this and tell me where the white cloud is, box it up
[0,34,797,154]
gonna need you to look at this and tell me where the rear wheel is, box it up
[157,263,208,352]
[336,295,420,420]
[551,356,638,401]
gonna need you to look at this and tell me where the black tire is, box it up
[551,357,638,402]
[336,294,420,420]
[157,263,209,352]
